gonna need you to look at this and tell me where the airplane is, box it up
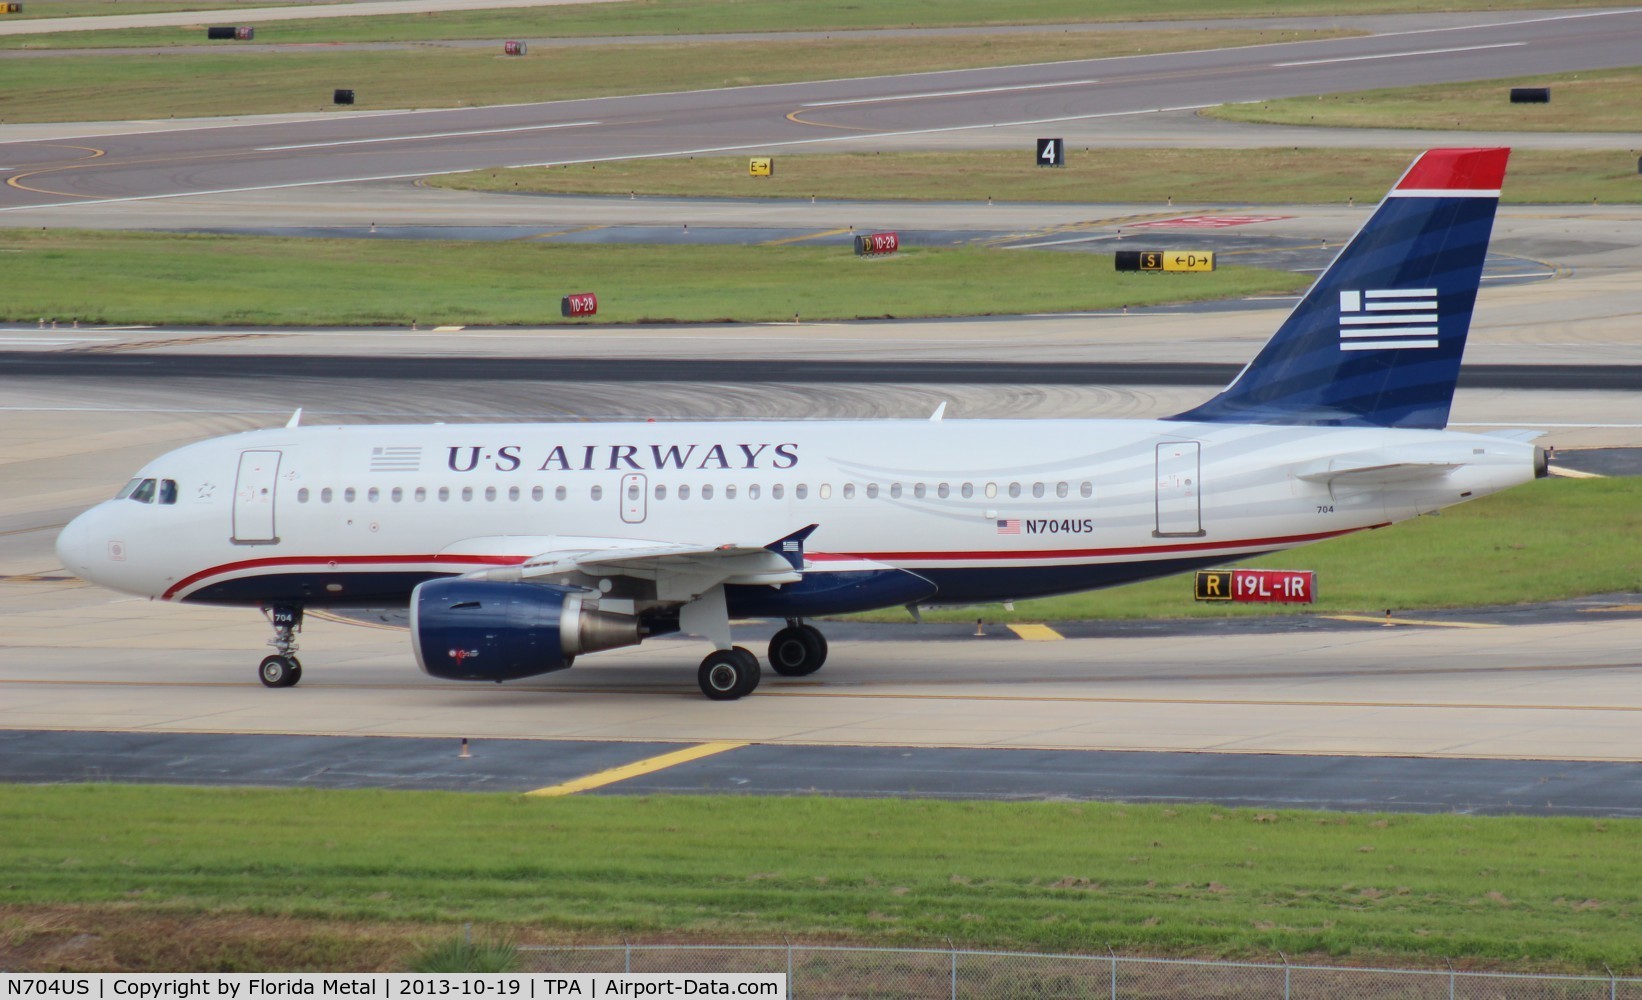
[55,147,1544,700]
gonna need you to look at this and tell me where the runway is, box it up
[5,9,1642,208]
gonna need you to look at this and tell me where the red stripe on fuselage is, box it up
[163,525,1382,600]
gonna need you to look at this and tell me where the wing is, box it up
[451,525,815,603]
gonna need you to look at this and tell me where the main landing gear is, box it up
[259,605,303,688]
[768,619,828,677]
[694,619,831,700]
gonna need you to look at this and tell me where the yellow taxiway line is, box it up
[1321,615,1500,629]
[1006,623,1063,641]
[525,740,749,797]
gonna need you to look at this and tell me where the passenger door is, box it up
[233,450,281,544]
[1154,441,1204,537]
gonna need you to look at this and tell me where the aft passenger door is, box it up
[1154,441,1204,537]
[620,473,648,524]
[233,449,281,544]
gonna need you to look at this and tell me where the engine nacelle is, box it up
[410,578,641,681]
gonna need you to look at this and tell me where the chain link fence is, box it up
[521,943,1642,999]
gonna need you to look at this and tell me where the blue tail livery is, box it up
[1172,147,1509,430]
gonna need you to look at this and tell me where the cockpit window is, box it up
[158,479,178,505]
[115,479,142,500]
[128,478,157,503]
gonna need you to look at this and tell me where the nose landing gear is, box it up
[259,605,303,688]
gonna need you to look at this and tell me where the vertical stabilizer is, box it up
[1171,148,1508,429]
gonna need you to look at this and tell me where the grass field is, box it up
[0,229,1307,326]
[432,147,1642,205]
[857,477,1642,624]
[2,785,1640,972]
[0,28,1351,119]
[0,0,1609,48]
[1207,67,1642,132]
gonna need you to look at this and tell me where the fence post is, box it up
[1605,962,1616,1000]
[946,937,957,1000]
[624,939,632,975]
[1280,951,1290,1000]
[1106,944,1117,1000]
[1445,957,1455,1000]
[784,935,793,999]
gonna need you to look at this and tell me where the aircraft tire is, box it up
[258,654,300,688]
[768,626,825,676]
[699,649,758,701]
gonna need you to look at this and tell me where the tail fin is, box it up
[1171,148,1508,429]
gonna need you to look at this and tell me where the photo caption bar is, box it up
[0,975,786,1000]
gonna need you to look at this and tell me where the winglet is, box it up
[766,524,819,570]
[929,401,948,422]
[285,408,303,428]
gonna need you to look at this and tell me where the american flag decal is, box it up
[781,540,800,552]
[1339,288,1439,351]
[370,446,422,472]
[996,519,1021,535]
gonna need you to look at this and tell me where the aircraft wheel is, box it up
[258,654,300,688]
[768,626,825,676]
[699,648,760,701]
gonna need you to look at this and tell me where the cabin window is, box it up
[937,483,951,499]
[960,483,973,499]
[1056,482,1069,499]
[655,484,667,501]
[367,487,380,503]
[297,488,310,503]
[795,484,807,500]
[555,486,566,501]
[866,483,879,499]
[843,483,856,499]
[321,488,333,503]
[1008,482,1022,499]
[591,485,603,501]
[158,480,178,505]
[726,484,738,500]
[461,487,473,502]
[913,483,926,499]
[819,484,831,500]
[484,486,496,502]
[985,483,997,499]
[344,487,356,503]
[890,483,903,499]
[531,486,543,501]
[702,484,714,500]
[508,486,520,501]
[391,487,403,502]
[415,487,427,502]
[1032,482,1045,499]
[772,484,784,500]
[129,479,157,503]
[749,484,761,500]
[679,484,691,500]
[438,487,450,502]
[1080,482,1093,499]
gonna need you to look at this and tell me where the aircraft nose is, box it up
[55,507,94,578]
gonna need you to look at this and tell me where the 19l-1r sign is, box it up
[1195,569,1315,603]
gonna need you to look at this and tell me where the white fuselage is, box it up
[56,417,1537,612]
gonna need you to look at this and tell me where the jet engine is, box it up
[410,578,641,681]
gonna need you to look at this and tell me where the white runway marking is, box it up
[802,79,1100,108]
[1273,42,1524,67]
[256,121,602,151]
[0,105,1215,213]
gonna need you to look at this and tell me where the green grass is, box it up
[408,936,520,973]
[0,0,1609,49]
[2,785,1640,972]
[0,229,1307,325]
[1207,67,1642,132]
[433,147,1642,205]
[0,29,1350,119]
[858,478,1642,624]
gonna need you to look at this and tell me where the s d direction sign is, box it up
[1195,569,1315,603]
